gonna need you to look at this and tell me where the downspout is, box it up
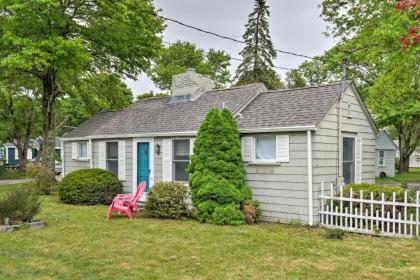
[61,140,65,177]
[337,59,347,186]
[307,130,313,226]
[89,139,93,169]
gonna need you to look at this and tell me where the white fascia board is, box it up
[62,126,317,141]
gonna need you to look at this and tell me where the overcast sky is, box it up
[125,0,336,95]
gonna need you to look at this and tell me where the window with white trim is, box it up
[378,150,385,166]
[173,139,190,181]
[255,135,276,160]
[79,142,88,159]
[106,142,118,177]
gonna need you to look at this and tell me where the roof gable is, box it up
[235,83,342,130]
[376,130,397,150]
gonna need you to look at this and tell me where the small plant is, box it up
[27,164,56,195]
[0,187,40,225]
[325,228,346,240]
[145,182,189,219]
[210,204,245,226]
[0,166,25,180]
[241,200,262,224]
[59,168,123,205]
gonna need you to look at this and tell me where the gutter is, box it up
[61,126,318,141]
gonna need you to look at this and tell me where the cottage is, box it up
[1,138,62,174]
[375,130,397,177]
[61,70,378,225]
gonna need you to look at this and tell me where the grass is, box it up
[0,184,419,279]
[376,168,420,185]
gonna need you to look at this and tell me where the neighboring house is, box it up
[409,147,420,168]
[2,138,63,174]
[61,70,378,225]
[2,140,40,166]
[375,130,397,177]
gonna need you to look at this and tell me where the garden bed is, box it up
[0,220,45,233]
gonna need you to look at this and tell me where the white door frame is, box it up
[132,138,154,202]
[342,133,356,184]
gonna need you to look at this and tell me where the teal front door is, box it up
[137,143,150,191]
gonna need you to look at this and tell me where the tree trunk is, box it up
[400,155,410,173]
[41,67,59,178]
[396,120,420,173]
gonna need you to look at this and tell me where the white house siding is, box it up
[375,150,396,177]
[243,132,310,224]
[312,87,376,224]
[409,149,420,168]
[63,141,90,174]
[91,139,133,193]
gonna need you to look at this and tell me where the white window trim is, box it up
[245,135,288,165]
[77,141,89,161]
[378,150,385,166]
[105,141,119,177]
[172,138,192,183]
[132,138,154,202]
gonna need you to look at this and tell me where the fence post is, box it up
[404,191,408,235]
[370,192,374,231]
[350,188,353,228]
[416,191,419,237]
[339,186,343,226]
[392,192,396,235]
[381,193,385,232]
[360,190,363,229]
[321,182,324,225]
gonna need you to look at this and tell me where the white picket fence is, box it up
[319,182,420,238]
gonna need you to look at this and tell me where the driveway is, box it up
[0,179,31,186]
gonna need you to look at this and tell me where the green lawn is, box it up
[376,168,420,185]
[0,184,419,279]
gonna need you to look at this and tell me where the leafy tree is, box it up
[0,0,164,174]
[136,92,169,100]
[189,109,254,225]
[152,41,231,90]
[285,70,307,89]
[235,0,283,90]
[296,0,419,172]
[0,81,41,172]
[57,73,134,131]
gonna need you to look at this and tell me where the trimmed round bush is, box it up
[145,182,189,219]
[211,204,245,226]
[59,168,123,205]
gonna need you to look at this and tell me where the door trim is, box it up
[342,133,356,184]
[132,138,154,201]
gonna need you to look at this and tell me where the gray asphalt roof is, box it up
[63,83,265,138]
[63,82,343,138]
[236,83,342,129]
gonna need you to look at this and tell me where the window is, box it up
[173,139,190,181]
[255,135,276,161]
[378,150,385,166]
[106,142,118,177]
[79,142,88,158]
[343,137,355,184]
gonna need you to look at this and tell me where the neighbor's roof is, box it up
[63,82,344,139]
[236,83,342,129]
[376,130,397,150]
[63,83,265,138]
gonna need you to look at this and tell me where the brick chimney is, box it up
[170,69,214,102]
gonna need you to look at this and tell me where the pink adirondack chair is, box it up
[106,181,146,220]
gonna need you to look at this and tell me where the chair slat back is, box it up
[130,181,146,205]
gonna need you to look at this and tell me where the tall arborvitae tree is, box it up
[188,109,254,225]
[235,0,283,90]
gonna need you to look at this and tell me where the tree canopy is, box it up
[235,0,283,90]
[151,41,231,90]
[0,0,164,172]
[297,0,420,172]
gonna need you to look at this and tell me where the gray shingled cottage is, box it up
[61,70,378,225]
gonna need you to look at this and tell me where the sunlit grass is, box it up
[0,184,419,279]
[377,168,420,184]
